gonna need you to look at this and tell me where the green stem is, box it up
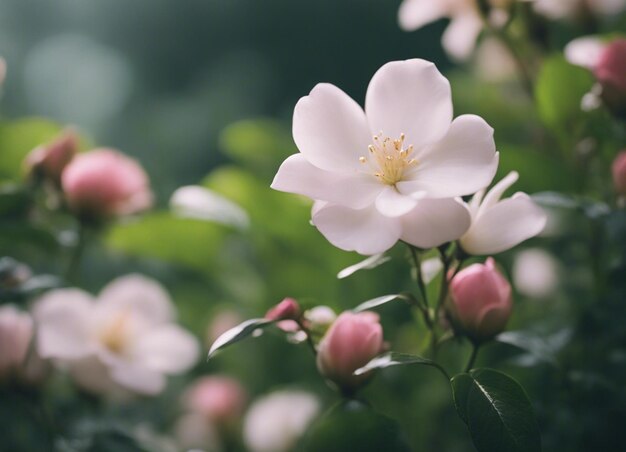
[296,320,318,357]
[407,245,435,332]
[465,343,480,373]
[65,222,87,284]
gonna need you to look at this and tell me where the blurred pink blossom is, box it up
[182,376,247,424]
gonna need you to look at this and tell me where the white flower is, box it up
[564,36,607,70]
[398,0,483,60]
[460,171,547,255]
[533,0,625,19]
[243,390,320,452]
[512,248,559,298]
[34,274,199,396]
[272,59,498,255]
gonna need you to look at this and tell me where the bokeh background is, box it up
[1,0,625,451]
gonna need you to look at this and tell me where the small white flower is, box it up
[564,36,607,70]
[273,59,498,255]
[513,248,559,298]
[398,0,484,60]
[533,0,625,19]
[243,390,320,452]
[34,274,199,396]
[460,171,547,255]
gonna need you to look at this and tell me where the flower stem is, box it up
[296,320,318,357]
[465,343,480,373]
[65,221,87,284]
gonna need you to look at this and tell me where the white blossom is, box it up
[273,59,498,255]
[34,274,199,396]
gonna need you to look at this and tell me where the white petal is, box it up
[67,356,122,396]
[365,59,452,149]
[98,274,175,326]
[312,204,402,255]
[442,13,483,61]
[109,362,166,395]
[460,193,547,255]
[478,171,518,215]
[375,186,418,217]
[564,36,605,70]
[131,325,199,374]
[272,154,382,209]
[400,198,471,248]
[33,289,95,359]
[397,115,498,198]
[398,0,448,31]
[293,83,372,172]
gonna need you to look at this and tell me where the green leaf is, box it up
[0,118,63,181]
[354,352,439,376]
[219,118,296,177]
[352,294,406,313]
[535,56,594,131]
[0,184,30,216]
[337,253,391,279]
[451,368,542,452]
[105,212,232,272]
[207,318,274,358]
[302,400,411,452]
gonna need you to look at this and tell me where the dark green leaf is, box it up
[451,368,542,452]
[208,318,274,359]
[355,352,442,377]
[352,295,406,313]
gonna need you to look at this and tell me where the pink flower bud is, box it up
[449,258,513,342]
[265,298,301,321]
[316,311,384,392]
[25,130,78,184]
[612,151,626,196]
[594,39,626,116]
[61,149,152,220]
[182,376,246,424]
[0,306,34,379]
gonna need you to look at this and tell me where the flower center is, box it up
[359,133,417,185]
[99,311,131,354]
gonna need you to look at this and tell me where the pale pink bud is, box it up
[612,151,626,195]
[266,298,301,333]
[182,376,246,424]
[61,149,152,220]
[265,298,301,321]
[316,311,384,392]
[0,306,34,379]
[25,130,78,184]
[449,258,513,342]
[594,39,626,116]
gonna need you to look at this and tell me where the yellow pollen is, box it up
[358,133,418,185]
[100,312,131,354]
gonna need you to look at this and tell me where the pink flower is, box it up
[612,151,626,195]
[182,376,247,424]
[316,311,384,392]
[25,129,78,184]
[0,306,34,379]
[449,257,513,342]
[61,149,152,220]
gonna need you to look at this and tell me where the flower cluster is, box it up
[25,131,153,222]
